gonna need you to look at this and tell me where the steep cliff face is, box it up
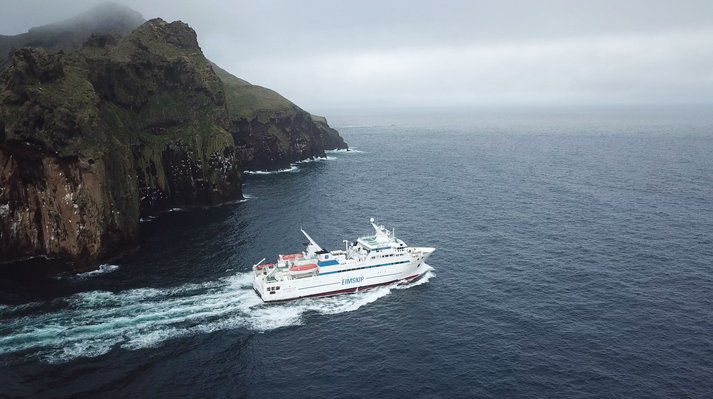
[312,114,349,151]
[0,3,348,173]
[0,19,241,268]
[214,64,348,170]
[0,8,348,270]
[88,20,242,215]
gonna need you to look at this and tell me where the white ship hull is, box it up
[252,219,435,302]
[254,248,433,302]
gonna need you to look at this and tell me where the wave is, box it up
[74,264,120,279]
[293,156,336,164]
[325,148,365,154]
[0,268,434,363]
[244,165,300,175]
[244,149,364,177]
[244,156,335,174]
[0,301,45,316]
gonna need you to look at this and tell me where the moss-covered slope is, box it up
[213,64,347,170]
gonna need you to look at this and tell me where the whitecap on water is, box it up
[244,165,300,175]
[326,148,365,154]
[0,268,434,363]
[244,150,365,176]
[74,264,120,279]
[293,156,336,164]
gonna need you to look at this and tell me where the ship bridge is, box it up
[356,218,407,251]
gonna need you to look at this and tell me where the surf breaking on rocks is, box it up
[0,269,434,364]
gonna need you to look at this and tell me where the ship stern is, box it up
[253,273,266,299]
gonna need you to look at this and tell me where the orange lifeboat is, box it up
[257,263,274,271]
[281,253,304,261]
[289,263,318,272]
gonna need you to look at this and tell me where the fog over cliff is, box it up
[1,0,712,110]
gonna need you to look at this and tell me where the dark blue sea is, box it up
[1,106,712,398]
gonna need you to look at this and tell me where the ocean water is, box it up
[1,107,712,398]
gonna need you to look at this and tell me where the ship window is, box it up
[270,291,275,295]
[276,286,280,290]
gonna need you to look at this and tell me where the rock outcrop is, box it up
[213,64,347,170]
[0,20,241,268]
[0,8,348,270]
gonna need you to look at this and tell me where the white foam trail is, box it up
[139,215,157,223]
[244,165,299,175]
[0,270,434,363]
[74,264,119,279]
[396,266,436,289]
[169,207,185,212]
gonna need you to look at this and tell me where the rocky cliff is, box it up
[0,3,348,172]
[0,11,347,270]
[0,19,245,267]
[214,64,347,170]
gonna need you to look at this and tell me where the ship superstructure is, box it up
[252,218,435,302]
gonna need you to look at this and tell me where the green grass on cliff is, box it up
[211,63,300,120]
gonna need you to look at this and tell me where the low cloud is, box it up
[211,28,713,109]
[2,0,713,110]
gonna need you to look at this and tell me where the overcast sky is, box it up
[1,0,712,111]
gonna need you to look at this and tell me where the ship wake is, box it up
[0,267,434,364]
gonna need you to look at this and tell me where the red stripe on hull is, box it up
[258,272,426,303]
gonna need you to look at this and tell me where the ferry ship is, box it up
[252,218,435,302]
